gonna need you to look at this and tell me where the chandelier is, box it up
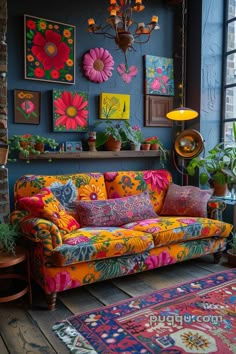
[87,0,159,66]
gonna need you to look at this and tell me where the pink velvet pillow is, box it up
[76,190,157,227]
[160,184,213,217]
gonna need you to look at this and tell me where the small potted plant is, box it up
[0,223,20,255]
[95,120,132,151]
[8,134,58,160]
[143,136,160,150]
[129,125,143,150]
[227,233,236,266]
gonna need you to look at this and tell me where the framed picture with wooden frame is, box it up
[24,14,75,84]
[145,95,173,127]
[14,89,40,125]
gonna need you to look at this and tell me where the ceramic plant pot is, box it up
[150,143,160,150]
[130,143,141,151]
[141,143,151,151]
[105,136,122,151]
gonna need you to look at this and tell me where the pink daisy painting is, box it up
[24,15,75,84]
[53,90,89,132]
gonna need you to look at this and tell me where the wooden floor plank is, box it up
[112,273,157,297]
[0,301,56,354]
[28,285,72,354]
[0,336,8,354]
[87,280,131,305]
[58,286,104,313]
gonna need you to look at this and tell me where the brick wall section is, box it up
[0,0,10,222]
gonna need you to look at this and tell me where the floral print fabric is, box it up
[122,216,232,247]
[18,188,79,233]
[52,227,154,266]
[14,172,107,220]
[76,190,157,227]
[104,170,172,213]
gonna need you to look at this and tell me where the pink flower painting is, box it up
[144,55,174,96]
[53,90,88,132]
[83,48,114,83]
[24,15,75,84]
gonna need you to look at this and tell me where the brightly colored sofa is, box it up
[11,170,233,310]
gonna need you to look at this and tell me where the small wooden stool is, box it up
[0,246,32,305]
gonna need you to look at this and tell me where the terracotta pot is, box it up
[141,143,151,151]
[227,249,236,266]
[105,136,122,151]
[150,143,160,150]
[34,142,45,153]
[209,180,228,197]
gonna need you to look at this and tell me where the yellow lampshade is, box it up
[166,107,198,121]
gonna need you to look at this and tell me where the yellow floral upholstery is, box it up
[14,173,107,220]
[52,227,154,266]
[121,217,232,246]
[104,170,172,213]
[18,188,80,232]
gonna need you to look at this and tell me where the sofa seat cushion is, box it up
[104,170,172,214]
[122,216,232,247]
[52,227,154,266]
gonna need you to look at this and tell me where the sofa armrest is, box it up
[207,200,226,220]
[19,216,63,257]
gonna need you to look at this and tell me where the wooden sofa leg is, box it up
[46,292,57,310]
[213,251,223,264]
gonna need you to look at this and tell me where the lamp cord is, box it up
[181,0,186,108]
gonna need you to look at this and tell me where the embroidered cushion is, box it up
[76,190,157,227]
[104,170,172,213]
[18,188,80,232]
[160,184,213,217]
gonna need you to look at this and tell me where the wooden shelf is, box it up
[19,150,161,160]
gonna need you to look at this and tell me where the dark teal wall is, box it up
[7,0,177,208]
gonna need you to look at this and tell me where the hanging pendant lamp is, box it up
[166,0,198,121]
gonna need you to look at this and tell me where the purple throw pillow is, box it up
[76,190,157,227]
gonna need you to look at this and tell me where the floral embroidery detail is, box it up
[83,48,114,83]
[143,170,170,192]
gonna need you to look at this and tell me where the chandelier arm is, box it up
[133,35,151,44]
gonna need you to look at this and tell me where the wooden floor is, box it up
[0,254,233,354]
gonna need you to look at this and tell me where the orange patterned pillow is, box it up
[18,188,80,232]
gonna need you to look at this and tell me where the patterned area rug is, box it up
[52,269,236,353]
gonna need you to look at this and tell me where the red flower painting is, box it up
[24,15,75,84]
[53,90,89,132]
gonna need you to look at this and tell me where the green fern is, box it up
[0,223,20,255]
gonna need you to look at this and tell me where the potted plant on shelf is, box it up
[95,120,139,151]
[227,233,236,266]
[127,124,143,151]
[141,136,169,166]
[143,136,160,150]
[8,134,58,161]
[186,140,236,196]
[0,223,20,255]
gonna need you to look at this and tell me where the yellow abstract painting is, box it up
[99,93,130,120]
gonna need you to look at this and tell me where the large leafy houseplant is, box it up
[187,123,236,187]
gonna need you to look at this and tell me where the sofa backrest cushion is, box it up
[104,170,172,214]
[159,184,214,217]
[76,190,157,227]
[14,172,107,220]
[18,188,80,232]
